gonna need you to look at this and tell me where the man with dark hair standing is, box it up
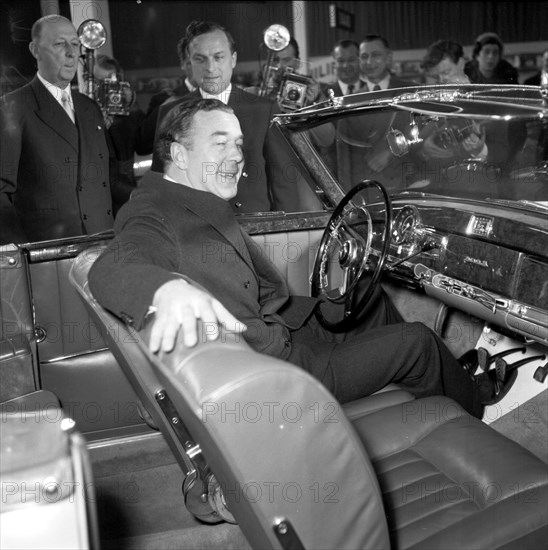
[358,35,414,91]
[325,39,363,97]
[89,97,498,418]
[0,14,113,244]
[151,20,297,213]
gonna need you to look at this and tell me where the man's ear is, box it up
[170,142,188,170]
[231,51,237,69]
[29,41,39,61]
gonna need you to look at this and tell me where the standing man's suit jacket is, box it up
[0,76,113,244]
[150,87,297,213]
[135,82,194,156]
[89,171,333,378]
[524,72,542,86]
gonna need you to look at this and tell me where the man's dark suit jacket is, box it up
[135,82,193,156]
[0,76,113,244]
[524,72,542,86]
[150,87,298,213]
[89,170,332,381]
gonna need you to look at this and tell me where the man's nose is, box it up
[228,145,243,163]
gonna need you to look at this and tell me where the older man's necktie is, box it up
[61,91,75,123]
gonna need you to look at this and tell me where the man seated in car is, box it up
[89,97,499,419]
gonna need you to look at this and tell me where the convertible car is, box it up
[1,84,548,549]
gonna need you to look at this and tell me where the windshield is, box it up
[279,85,548,207]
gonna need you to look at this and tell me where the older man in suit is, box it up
[89,97,495,418]
[149,21,298,214]
[0,15,113,245]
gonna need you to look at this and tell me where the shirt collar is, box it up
[185,77,197,93]
[339,80,362,94]
[37,72,73,104]
[200,83,232,105]
[363,74,390,91]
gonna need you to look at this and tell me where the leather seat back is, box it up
[250,230,323,296]
[70,248,391,550]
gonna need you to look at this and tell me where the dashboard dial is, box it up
[392,205,421,245]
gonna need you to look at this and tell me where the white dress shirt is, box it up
[37,72,75,120]
[200,83,232,105]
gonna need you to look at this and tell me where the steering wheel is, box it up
[311,181,392,332]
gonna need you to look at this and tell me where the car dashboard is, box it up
[382,197,548,346]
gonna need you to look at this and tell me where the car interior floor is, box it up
[88,433,250,549]
[489,388,548,463]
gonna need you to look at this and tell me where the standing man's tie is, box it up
[347,84,355,94]
[372,84,381,91]
[61,90,75,123]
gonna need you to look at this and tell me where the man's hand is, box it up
[366,148,393,172]
[149,279,245,353]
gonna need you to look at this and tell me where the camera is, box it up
[278,71,313,112]
[96,76,133,116]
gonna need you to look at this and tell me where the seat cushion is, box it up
[343,386,415,420]
[351,395,548,550]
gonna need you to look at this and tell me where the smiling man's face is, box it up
[176,109,244,201]
[188,29,237,95]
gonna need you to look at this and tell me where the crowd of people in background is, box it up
[0,13,546,245]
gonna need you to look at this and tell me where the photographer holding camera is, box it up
[93,55,145,213]
[246,35,321,112]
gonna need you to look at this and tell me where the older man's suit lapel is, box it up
[31,77,78,152]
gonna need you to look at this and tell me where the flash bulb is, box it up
[78,19,107,50]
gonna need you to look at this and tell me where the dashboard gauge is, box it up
[392,205,422,245]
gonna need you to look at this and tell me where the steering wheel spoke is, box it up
[311,181,392,331]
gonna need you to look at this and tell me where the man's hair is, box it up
[184,20,236,57]
[332,39,359,55]
[472,32,503,58]
[360,34,390,50]
[155,98,234,169]
[31,14,72,42]
[421,40,464,71]
[288,37,300,60]
[176,36,189,66]
[95,54,122,78]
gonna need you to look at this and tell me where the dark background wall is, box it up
[306,1,547,53]
[1,0,546,94]
[105,0,547,70]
